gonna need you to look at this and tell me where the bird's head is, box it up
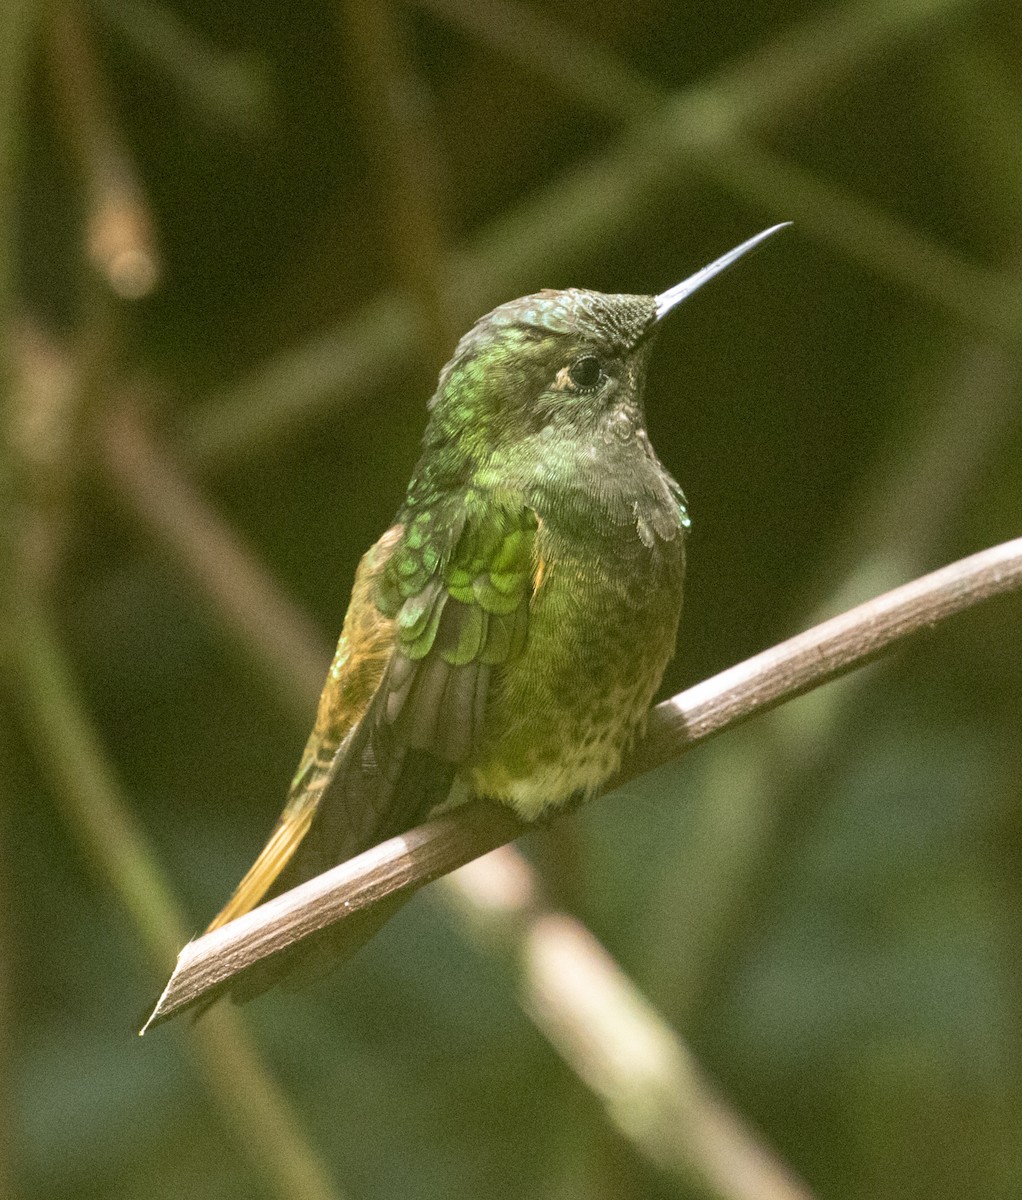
[424,224,789,459]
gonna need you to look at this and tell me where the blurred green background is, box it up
[1,0,1021,1197]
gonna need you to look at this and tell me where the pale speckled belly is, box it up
[466,524,685,819]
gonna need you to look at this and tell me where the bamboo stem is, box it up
[143,535,1022,1027]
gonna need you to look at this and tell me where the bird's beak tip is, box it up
[654,222,792,322]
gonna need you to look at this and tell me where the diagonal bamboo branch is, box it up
[640,338,1022,1020]
[143,534,1022,1029]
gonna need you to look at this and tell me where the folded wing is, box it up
[202,500,538,999]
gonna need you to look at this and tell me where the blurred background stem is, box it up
[184,0,972,469]
[7,592,346,1200]
[0,0,35,1184]
[340,0,456,369]
[0,6,344,1191]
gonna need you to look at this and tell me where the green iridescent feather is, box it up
[380,502,537,671]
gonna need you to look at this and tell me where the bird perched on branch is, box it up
[203,224,789,1003]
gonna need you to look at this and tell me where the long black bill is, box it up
[654,223,791,322]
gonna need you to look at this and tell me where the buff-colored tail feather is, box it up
[205,806,315,931]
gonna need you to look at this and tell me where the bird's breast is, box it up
[467,500,685,819]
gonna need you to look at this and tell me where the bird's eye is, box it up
[568,355,603,391]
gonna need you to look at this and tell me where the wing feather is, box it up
[203,500,538,999]
[204,525,401,932]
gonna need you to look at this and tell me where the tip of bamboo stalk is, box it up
[138,948,193,1035]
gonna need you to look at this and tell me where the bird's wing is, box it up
[205,501,538,936]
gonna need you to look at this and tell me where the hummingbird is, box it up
[203,224,789,1003]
